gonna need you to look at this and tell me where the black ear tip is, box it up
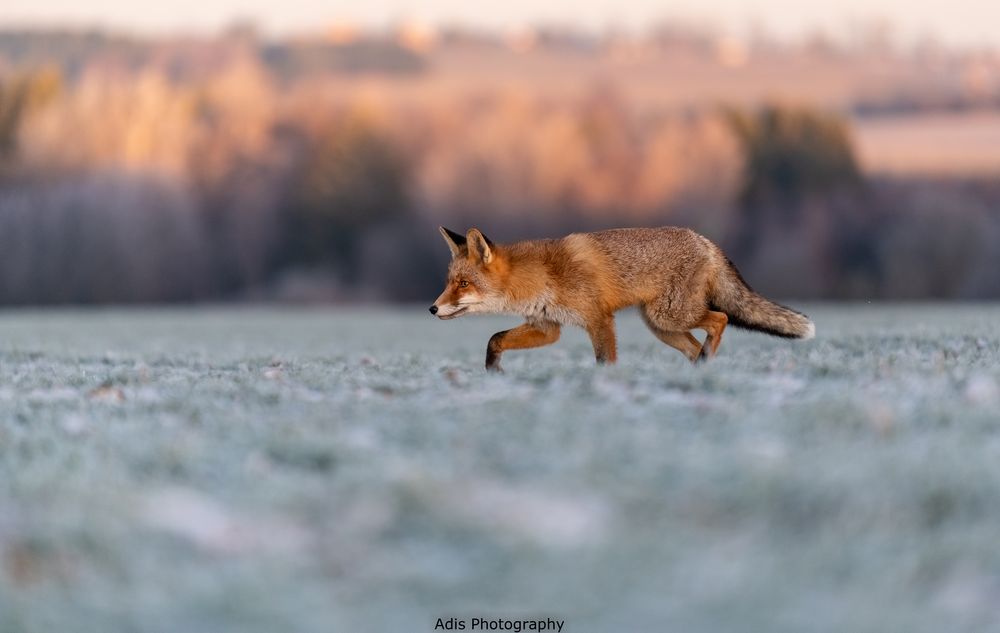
[441,226,467,245]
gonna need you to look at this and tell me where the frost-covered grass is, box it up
[1,305,999,633]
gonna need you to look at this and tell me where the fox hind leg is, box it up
[640,308,702,363]
[486,321,561,372]
[654,329,704,363]
[694,310,728,361]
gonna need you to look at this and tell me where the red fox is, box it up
[430,227,814,372]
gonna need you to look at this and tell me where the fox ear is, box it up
[438,226,466,259]
[466,228,493,265]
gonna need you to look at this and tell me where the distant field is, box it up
[854,112,1000,175]
[339,45,1000,178]
[350,45,908,114]
[2,306,999,632]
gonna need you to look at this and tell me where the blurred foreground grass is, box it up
[1,305,999,632]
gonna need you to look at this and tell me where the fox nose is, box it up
[429,305,438,315]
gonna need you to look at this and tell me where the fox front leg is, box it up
[586,315,618,365]
[485,321,561,372]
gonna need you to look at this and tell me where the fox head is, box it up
[430,227,506,319]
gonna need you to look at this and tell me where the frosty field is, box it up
[1,305,999,633]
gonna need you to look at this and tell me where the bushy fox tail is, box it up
[710,258,815,340]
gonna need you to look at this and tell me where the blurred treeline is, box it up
[1,28,1000,303]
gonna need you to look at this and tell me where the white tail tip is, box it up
[802,321,816,340]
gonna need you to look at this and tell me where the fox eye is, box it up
[458,280,470,288]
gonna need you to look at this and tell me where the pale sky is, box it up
[1,0,998,48]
